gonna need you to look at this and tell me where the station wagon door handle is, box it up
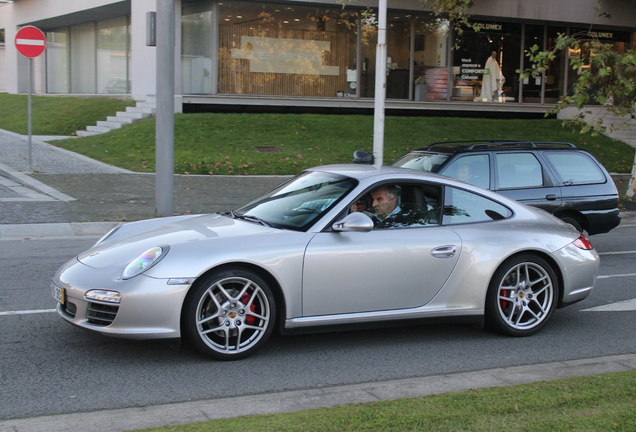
[546,194,557,201]
[431,246,457,258]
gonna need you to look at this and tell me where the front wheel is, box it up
[182,269,276,360]
[485,255,558,337]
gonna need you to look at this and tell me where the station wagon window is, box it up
[392,152,449,172]
[440,154,490,189]
[443,187,512,224]
[496,153,543,189]
[545,152,605,185]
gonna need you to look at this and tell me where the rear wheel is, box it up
[182,269,276,360]
[485,255,558,337]
[559,216,583,233]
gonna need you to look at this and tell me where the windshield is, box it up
[234,171,357,231]
[391,152,449,172]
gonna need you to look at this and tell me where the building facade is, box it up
[0,0,634,112]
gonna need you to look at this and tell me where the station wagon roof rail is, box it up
[423,140,577,151]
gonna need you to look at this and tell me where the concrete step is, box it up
[86,126,112,133]
[116,111,151,119]
[107,116,135,124]
[76,130,102,137]
[126,106,156,114]
[97,121,123,129]
[135,102,157,109]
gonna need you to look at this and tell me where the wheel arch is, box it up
[486,250,565,308]
[180,262,288,334]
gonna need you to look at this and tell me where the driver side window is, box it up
[349,183,442,229]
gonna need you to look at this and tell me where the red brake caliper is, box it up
[240,293,257,325]
[500,290,509,311]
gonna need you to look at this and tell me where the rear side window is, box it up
[545,152,606,185]
[443,187,512,225]
[496,153,543,189]
[440,154,490,189]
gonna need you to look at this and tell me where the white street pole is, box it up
[28,58,33,173]
[156,0,175,217]
[373,0,388,168]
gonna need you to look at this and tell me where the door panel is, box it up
[302,227,461,316]
[495,152,562,213]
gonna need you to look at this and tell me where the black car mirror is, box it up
[352,150,374,164]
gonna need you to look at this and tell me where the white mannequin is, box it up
[480,51,505,102]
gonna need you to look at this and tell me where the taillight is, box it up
[573,234,594,250]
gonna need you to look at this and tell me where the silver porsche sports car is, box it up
[52,165,599,360]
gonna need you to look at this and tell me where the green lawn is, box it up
[54,113,635,175]
[1,93,633,174]
[0,93,134,136]
[140,370,636,432]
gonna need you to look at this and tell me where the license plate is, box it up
[51,285,65,305]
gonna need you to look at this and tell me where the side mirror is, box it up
[332,212,374,232]
[352,150,374,165]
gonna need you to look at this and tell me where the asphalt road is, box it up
[1,218,635,421]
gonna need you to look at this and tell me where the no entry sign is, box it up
[15,26,46,58]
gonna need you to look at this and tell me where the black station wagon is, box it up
[370,140,620,235]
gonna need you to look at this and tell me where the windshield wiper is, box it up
[236,214,271,227]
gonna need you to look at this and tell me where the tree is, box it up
[520,5,636,197]
[419,1,636,198]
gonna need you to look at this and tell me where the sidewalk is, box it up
[0,129,290,231]
[0,353,634,432]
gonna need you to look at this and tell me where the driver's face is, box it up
[371,188,397,220]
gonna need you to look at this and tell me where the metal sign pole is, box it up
[28,57,33,173]
[373,0,388,168]
[155,0,175,217]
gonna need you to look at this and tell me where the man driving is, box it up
[370,185,401,227]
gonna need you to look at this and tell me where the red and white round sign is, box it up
[15,26,47,58]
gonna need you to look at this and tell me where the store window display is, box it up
[452,21,521,102]
[478,51,504,102]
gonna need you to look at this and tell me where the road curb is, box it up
[1,353,634,432]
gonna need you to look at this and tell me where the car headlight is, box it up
[94,225,122,247]
[122,246,169,279]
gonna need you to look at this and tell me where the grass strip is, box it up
[140,370,636,432]
[0,94,134,136]
[53,113,635,175]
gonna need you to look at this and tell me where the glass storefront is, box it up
[46,29,69,93]
[38,0,632,105]
[97,17,130,94]
[182,1,214,94]
[215,1,357,97]
[181,3,451,100]
[180,4,631,106]
[452,21,521,102]
[45,17,130,94]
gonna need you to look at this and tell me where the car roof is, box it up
[307,163,442,181]
[408,140,579,155]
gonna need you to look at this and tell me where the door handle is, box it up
[431,245,457,258]
[546,194,557,201]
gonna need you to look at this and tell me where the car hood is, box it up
[77,213,278,269]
